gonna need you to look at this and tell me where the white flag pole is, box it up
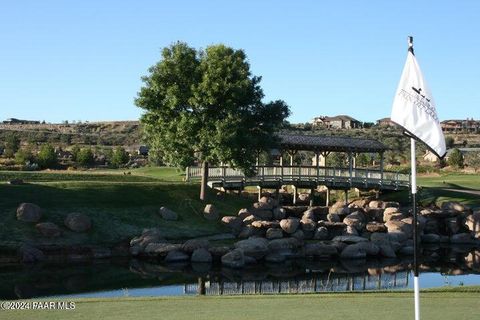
[408,36,421,320]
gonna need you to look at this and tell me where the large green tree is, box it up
[136,42,290,199]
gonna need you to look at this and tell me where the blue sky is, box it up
[1,0,479,124]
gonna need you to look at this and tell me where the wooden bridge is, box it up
[186,165,410,191]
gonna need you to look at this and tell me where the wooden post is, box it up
[310,188,315,207]
[292,185,297,205]
[325,187,330,206]
[200,161,209,201]
[198,277,206,295]
[185,166,190,182]
[257,186,262,202]
[380,152,385,182]
[348,152,353,182]
[344,189,349,206]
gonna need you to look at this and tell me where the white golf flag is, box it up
[391,46,446,158]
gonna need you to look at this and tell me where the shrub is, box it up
[37,144,57,169]
[447,148,464,168]
[76,148,94,166]
[14,149,34,165]
[111,147,129,168]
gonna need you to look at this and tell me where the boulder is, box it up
[399,246,414,255]
[313,226,329,240]
[164,250,190,262]
[129,228,165,255]
[383,207,400,215]
[64,212,92,232]
[327,213,341,223]
[234,238,269,259]
[221,216,243,233]
[291,229,305,241]
[387,232,409,243]
[466,212,480,238]
[378,243,396,258]
[266,228,283,239]
[344,225,359,236]
[251,220,280,229]
[251,209,273,220]
[144,243,182,256]
[305,243,337,257]
[349,198,369,208]
[340,243,367,259]
[273,207,286,220]
[243,215,260,225]
[35,222,62,238]
[203,204,219,220]
[365,208,384,222]
[221,249,245,268]
[366,222,387,233]
[355,241,380,256]
[385,220,413,237]
[265,253,286,263]
[255,196,275,210]
[450,233,473,244]
[18,245,45,263]
[441,201,468,213]
[159,207,178,221]
[268,238,301,251]
[304,206,329,221]
[383,201,400,209]
[191,248,213,263]
[282,206,308,218]
[368,200,383,209]
[370,232,390,243]
[421,233,441,243]
[16,203,42,223]
[238,208,251,220]
[384,210,406,222]
[280,218,300,234]
[332,235,368,243]
[208,246,231,260]
[182,239,210,253]
[445,217,460,235]
[300,218,317,232]
[343,211,367,230]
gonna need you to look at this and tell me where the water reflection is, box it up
[0,247,479,300]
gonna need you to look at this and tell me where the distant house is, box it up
[424,147,480,162]
[138,145,149,156]
[441,119,480,133]
[312,115,361,129]
[376,117,396,127]
[423,150,440,162]
[2,118,40,124]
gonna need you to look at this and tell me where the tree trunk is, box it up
[200,161,209,201]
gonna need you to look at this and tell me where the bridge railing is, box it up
[185,165,410,186]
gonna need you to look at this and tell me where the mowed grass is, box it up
[0,168,251,249]
[3,288,480,320]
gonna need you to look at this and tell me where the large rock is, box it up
[441,201,468,213]
[251,209,273,220]
[265,253,286,263]
[238,208,251,220]
[365,208,384,222]
[243,215,260,225]
[355,242,380,256]
[234,238,269,259]
[182,239,209,253]
[208,246,231,260]
[466,212,480,238]
[18,245,45,263]
[268,238,301,251]
[450,233,473,244]
[255,196,275,210]
[332,235,368,243]
[327,213,341,223]
[159,207,178,221]
[383,201,400,209]
[266,228,283,239]
[366,222,387,233]
[221,216,243,233]
[343,211,367,230]
[191,248,212,263]
[129,228,165,255]
[273,207,286,220]
[300,218,317,232]
[144,243,181,256]
[313,226,329,240]
[445,217,460,235]
[35,222,62,238]
[291,229,305,241]
[203,204,219,220]
[64,212,92,232]
[384,211,406,223]
[282,206,308,218]
[251,220,280,229]
[305,243,337,257]
[16,203,42,223]
[378,243,396,258]
[280,218,300,234]
[385,220,412,237]
[221,249,245,268]
[421,233,441,243]
[368,200,383,209]
[340,243,367,259]
[164,250,190,262]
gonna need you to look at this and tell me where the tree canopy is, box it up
[135,42,290,174]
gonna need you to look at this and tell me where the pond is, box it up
[1,246,479,300]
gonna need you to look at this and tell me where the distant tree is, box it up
[71,145,81,161]
[465,152,480,172]
[111,147,129,168]
[327,152,346,167]
[14,148,34,165]
[447,148,464,168]
[356,153,370,167]
[462,140,468,147]
[445,136,455,149]
[4,133,20,158]
[76,148,94,166]
[37,144,57,169]
[363,122,374,129]
[136,42,290,200]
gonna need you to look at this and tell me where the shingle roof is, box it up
[278,133,387,153]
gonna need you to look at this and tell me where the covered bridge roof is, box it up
[278,133,387,153]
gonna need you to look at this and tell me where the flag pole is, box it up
[408,36,421,320]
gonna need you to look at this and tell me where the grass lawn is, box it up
[0,167,251,249]
[2,287,480,320]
